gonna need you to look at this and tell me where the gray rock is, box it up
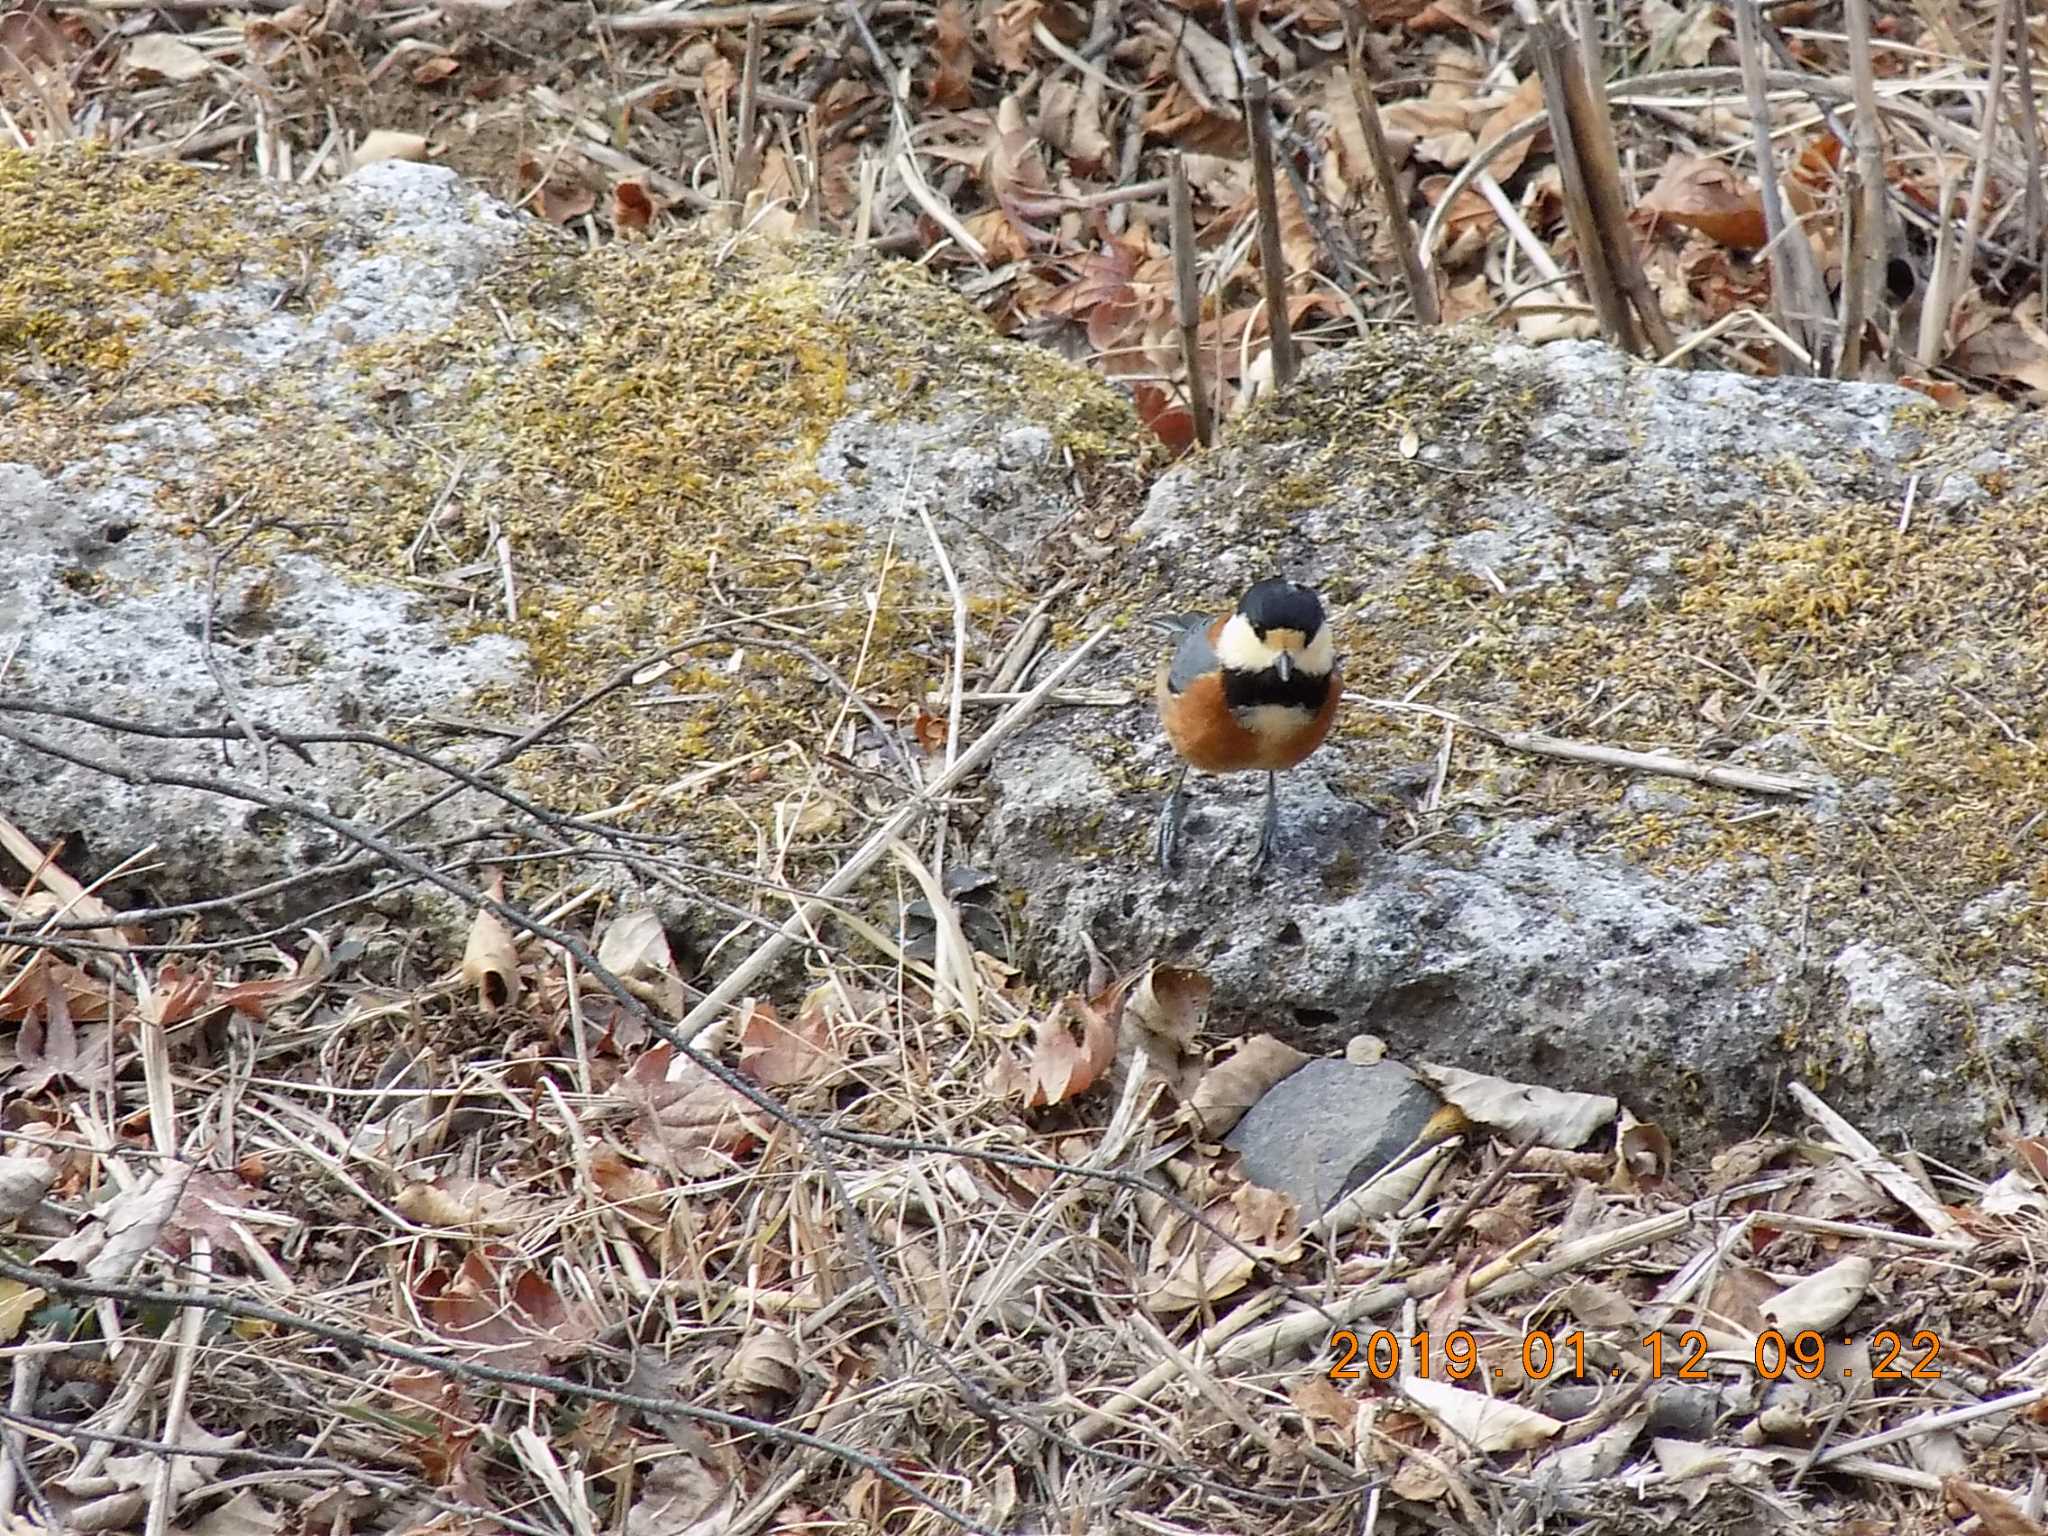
[1,155,1123,942]
[978,329,2048,1164]
[1225,1058,1443,1213]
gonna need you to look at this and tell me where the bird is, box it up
[1154,577,1340,873]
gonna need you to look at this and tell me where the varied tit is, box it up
[1154,578,1340,873]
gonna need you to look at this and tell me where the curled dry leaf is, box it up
[393,1176,525,1233]
[1758,1254,1871,1336]
[613,179,655,232]
[461,878,521,1011]
[1006,995,1116,1108]
[357,129,430,166]
[1402,1373,1562,1452]
[1613,1109,1671,1190]
[724,1326,801,1411]
[1123,963,1211,1049]
[1188,1033,1309,1138]
[1416,1063,1616,1148]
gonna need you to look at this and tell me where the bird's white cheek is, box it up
[1214,614,1278,671]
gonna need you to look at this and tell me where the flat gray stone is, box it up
[1226,1058,1443,1213]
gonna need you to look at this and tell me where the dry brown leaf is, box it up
[1123,963,1211,1049]
[613,179,654,233]
[1643,0,1726,66]
[411,53,461,85]
[1408,0,1496,38]
[981,0,1040,73]
[1416,1063,1615,1146]
[595,907,685,1014]
[737,988,841,1088]
[1640,156,1768,251]
[1016,995,1116,1107]
[927,0,975,109]
[626,1450,738,1536]
[393,1176,525,1233]
[724,1327,801,1410]
[1144,1171,1300,1312]
[0,3,72,78]
[589,1147,668,1234]
[1289,1375,1360,1444]
[1950,315,2048,396]
[518,155,595,223]
[1943,1478,2048,1536]
[421,1247,599,1371]
[1472,72,1543,185]
[1188,1033,1309,1138]
[1383,99,1475,168]
[160,1169,273,1260]
[1402,1374,1562,1451]
[1758,1255,1870,1335]
[619,1042,765,1175]
[1039,74,1110,173]
[126,32,210,81]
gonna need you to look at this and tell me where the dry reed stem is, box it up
[1340,14,1438,325]
[1243,75,1298,390]
[1166,153,1215,447]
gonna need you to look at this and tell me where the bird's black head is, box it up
[1237,578,1326,641]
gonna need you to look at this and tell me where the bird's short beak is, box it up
[1276,652,1293,682]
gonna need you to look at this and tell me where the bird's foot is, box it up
[1249,772,1280,875]
[1156,774,1189,873]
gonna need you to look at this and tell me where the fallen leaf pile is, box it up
[2,0,2041,451]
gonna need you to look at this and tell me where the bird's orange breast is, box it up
[1157,662,1341,773]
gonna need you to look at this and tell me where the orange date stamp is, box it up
[1327,1327,1944,1383]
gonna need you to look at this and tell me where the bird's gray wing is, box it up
[1162,617,1217,695]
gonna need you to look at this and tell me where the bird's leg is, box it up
[1156,763,1190,873]
[1250,770,1280,874]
